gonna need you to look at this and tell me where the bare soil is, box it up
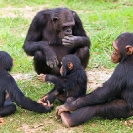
[12,68,113,90]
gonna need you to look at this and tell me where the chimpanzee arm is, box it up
[60,64,126,111]
[72,12,90,47]
[23,10,58,67]
[23,11,49,56]
[45,74,65,87]
[6,75,52,113]
[62,11,91,48]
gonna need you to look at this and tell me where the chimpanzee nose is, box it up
[67,29,71,32]
[65,29,72,35]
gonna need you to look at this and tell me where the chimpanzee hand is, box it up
[46,56,59,68]
[56,105,69,116]
[37,95,48,104]
[62,35,80,47]
[37,74,46,82]
[44,46,59,68]
[38,98,53,108]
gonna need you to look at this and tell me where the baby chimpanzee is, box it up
[38,54,87,106]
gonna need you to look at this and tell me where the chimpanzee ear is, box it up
[125,45,133,55]
[68,62,73,70]
[72,11,76,17]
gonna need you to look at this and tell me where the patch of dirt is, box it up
[0,5,47,18]
[87,68,113,90]
[17,121,76,133]
[17,117,84,133]
[12,73,36,80]
[12,68,113,91]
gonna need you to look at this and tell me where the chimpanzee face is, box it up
[111,41,121,63]
[52,8,75,39]
[60,61,73,76]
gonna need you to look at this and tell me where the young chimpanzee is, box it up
[37,54,87,106]
[0,51,52,117]
[56,32,133,127]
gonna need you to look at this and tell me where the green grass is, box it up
[0,0,133,132]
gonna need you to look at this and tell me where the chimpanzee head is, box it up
[60,54,81,76]
[0,51,13,71]
[51,8,75,39]
[111,32,133,63]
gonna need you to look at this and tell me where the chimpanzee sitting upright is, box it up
[0,51,53,117]
[56,32,133,127]
[23,7,90,76]
[37,54,87,105]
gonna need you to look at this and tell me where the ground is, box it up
[12,68,113,91]
[11,68,113,133]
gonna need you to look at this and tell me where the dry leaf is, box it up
[0,118,4,123]
[91,123,95,127]
[34,124,43,129]
[128,120,133,124]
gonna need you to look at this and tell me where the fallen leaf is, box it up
[91,123,95,127]
[0,118,4,123]
[34,124,43,129]
[128,120,133,124]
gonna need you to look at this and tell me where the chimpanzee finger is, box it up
[53,58,59,67]
[42,102,48,106]
[55,109,61,119]
[47,100,50,106]
[62,38,71,43]
[37,76,42,81]
[62,42,73,47]
[63,36,70,40]
[46,60,54,68]
[56,106,62,115]
[47,100,53,107]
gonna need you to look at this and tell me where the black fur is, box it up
[56,32,133,127]
[23,7,90,76]
[0,51,52,117]
[41,54,87,104]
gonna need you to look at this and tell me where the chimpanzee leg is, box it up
[0,96,16,117]
[43,87,59,104]
[75,46,89,68]
[34,51,60,75]
[34,51,49,74]
[44,87,66,104]
[60,99,131,127]
[60,106,96,127]
[0,104,16,117]
[97,99,131,119]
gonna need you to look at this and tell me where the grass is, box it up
[0,0,133,132]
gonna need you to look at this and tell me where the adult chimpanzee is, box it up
[23,7,90,76]
[0,51,53,117]
[37,54,87,106]
[56,32,133,127]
